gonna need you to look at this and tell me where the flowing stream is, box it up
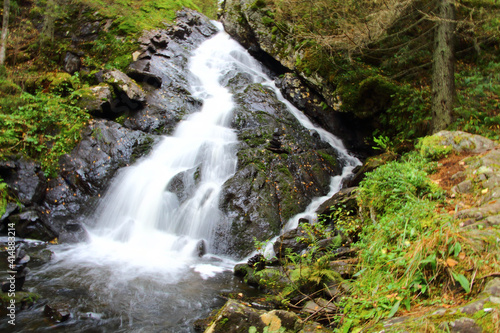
[1,23,360,332]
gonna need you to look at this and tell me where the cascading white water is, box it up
[91,28,240,257]
[9,23,362,333]
[51,24,361,276]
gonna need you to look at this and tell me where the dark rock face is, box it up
[122,9,218,134]
[0,159,57,241]
[217,79,342,257]
[0,158,47,206]
[62,52,81,75]
[41,119,156,241]
[222,1,372,153]
[275,73,369,152]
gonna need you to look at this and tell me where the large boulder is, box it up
[102,70,146,103]
[222,1,375,153]
[121,9,218,134]
[76,84,113,115]
[42,119,156,241]
[217,83,341,257]
[0,158,47,206]
[204,299,303,333]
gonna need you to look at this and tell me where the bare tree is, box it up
[42,0,56,42]
[431,0,456,132]
[0,0,10,65]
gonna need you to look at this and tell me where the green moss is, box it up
[0,180,7,218]
[317,151,336,168]
[251,0,267,10]
[262,16,274,26]
[0,291,40,314]
[417,135,453,160]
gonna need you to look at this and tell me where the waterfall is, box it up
[92,29,240,256]
[51,24,360,277]
[9,22,364,333]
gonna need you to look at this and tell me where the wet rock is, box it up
[42,119,155,239]
[122,9,217,134]
[1,244,30,292]
[233,263,260,287]
[346,151,398,187]
[205,299,303,333]
[316,187,358,216]
[126,67,162,88]
[44,302,71,322]
[222,0,372,153]
[275,73,364,151]
[9,210,58,241]
[196,240,207,257]
[62,51,81,74]
[0,158,47,205]
[1,203,20,224]
[273,224,310,259]
[166,166,201,203]
[102,70,146,103]
[218,83,340,257]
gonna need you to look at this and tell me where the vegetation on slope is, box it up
[255,0,500,144]
[248,141,500,331]
[0,0,218,216]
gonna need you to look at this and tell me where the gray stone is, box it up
[302,298,337,314]
[454,179,474,194]
[78,84,113,113]
[44,303,71,322]
[459,299,487,315]
[62,52,81,74]
[447,317,482,333]
[0,158,47,205]
[204,299,302,333]
[103,70,146,103]
[482,278,500,297]
[433,131,497,154]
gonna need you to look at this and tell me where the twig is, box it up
[479,272,500,279]
[303,295,336,323]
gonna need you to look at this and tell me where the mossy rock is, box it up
[418,131,498,160]
[0,78,22,97]
[417,135,453,160]
[36,72,74,96]
[206,299,303,333]
[0,291,40,315]
[74,84,113,113]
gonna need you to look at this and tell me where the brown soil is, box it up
[429,153,473,191]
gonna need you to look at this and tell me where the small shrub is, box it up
[416,135,453,160]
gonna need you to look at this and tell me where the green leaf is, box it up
[404,297,411,311]
[452,272,470,293]
[387,300,401,318]
[352,268,367,278]
[342,319,353,333]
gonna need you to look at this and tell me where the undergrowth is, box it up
[337,151,500,331]
[0,75,90,178]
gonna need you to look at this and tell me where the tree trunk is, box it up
[42,0,56,42]
[0,0,10,66]
[431,0,456,133]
